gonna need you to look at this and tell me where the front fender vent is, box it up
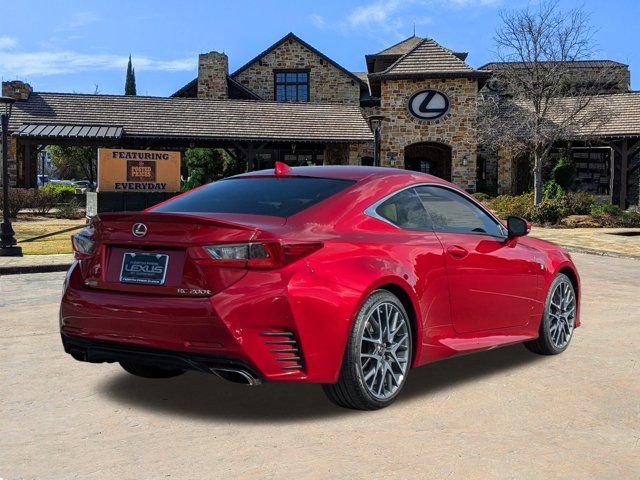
[261,331,303,371]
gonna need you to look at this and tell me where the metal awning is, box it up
[13,124,124,139]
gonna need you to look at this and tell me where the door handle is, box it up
[447,245,468,259]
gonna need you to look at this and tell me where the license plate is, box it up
[120,252,169,285]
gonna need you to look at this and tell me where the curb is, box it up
[0,263,73,276]
[558,245,640,261]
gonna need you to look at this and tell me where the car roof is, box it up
[234,165,448,184]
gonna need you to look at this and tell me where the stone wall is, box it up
[379,77,479,191]
[197,52,228,100]
[2,80,32,100]
[233,38,361,104]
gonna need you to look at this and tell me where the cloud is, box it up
[309,13,326,28]
[346,0,403,28]
[0,50,196,77]
[0,36,17,50]
[65,12,101,29]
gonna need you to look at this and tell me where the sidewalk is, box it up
[530,227,640,258]
[0,253,73,275]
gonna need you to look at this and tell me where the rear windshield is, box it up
[152,177,356,217]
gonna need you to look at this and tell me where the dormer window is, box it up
[275,70,309,102]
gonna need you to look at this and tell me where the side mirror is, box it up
[507,216,530,238]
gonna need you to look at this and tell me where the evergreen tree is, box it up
[125,55,137,96]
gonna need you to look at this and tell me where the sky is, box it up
[0,0,638,96]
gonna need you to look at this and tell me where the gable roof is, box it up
[231,32,366,87]
[370,38,489,79]
[8,92,374,144]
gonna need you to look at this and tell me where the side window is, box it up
[375,188,432,230]
[414,186,504,236]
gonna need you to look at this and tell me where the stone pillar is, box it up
[197,52,228,100]
[497,145,516,195]
[1,81,32,187]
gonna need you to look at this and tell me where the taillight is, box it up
[71,233,96,259]
[200,242,322,269]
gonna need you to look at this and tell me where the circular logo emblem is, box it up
[407,90,450,121]
[132,223,148,237]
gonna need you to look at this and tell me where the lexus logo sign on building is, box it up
[408,90,450,120]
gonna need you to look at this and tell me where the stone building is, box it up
[3,32,640,206]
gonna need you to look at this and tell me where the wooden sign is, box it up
[97,148,181,192]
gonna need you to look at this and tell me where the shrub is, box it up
[54,199,84,219]
[472,192,491,202]
[485,192,534,218]
[42,184,76,203]
[562,191,596,216]
[552,156,575,190]
[31,188,58,215]
[0,188,34,218]
[622,210,640,227]
[590,202,622,216]
[542,179,564,199]
[527,199,565,225]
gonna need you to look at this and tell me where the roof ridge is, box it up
[371,35,422,56]
[230,32,366,87]
[379,38,430,74]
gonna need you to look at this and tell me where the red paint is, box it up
[61,166,581,383]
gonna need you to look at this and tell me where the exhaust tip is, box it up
[210,367,261,386]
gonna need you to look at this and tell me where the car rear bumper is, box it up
[61,333,263,384]
[59,263,358,383]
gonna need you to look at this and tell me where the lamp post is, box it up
[0,95,21,256]
[367,115,385,167]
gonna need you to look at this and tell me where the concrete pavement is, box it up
[0,253,639,479]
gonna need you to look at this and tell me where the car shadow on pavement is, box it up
[98,344,544,422]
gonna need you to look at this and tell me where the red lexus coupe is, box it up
[61,164,580,410]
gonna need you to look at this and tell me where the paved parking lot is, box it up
[1,252,639,479]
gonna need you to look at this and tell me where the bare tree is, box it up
[480,0,615,204]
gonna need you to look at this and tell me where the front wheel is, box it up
[525,273,577,355]
[322,290,413,410]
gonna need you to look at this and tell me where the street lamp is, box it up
[368,115,385,167]
[0,95,22,256]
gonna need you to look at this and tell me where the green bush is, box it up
[472,192,491,202]
[42,184,76,203]
[54,199,84,219]
[486,192,534,218]
[542,180,564,199]
[527,199,565,225]
[552,156,575,190]
[591,202,622,216]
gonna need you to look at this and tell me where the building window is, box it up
[275,71,309,102]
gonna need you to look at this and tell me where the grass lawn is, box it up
[13,214,86,255]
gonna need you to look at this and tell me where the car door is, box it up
[414,185,540,334]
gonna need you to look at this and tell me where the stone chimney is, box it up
[2,80,32,100]
[197,52,228,100]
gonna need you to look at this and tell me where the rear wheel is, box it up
[323,290,412,410]
[525,273,576,355]
[119,361,185,379]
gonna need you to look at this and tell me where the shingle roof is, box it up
[371,38,490,79]
[373,36,424,56]
[479,60,628,71]
[503,92,640,138]
[8,92,373,143]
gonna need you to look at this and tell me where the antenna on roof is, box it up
[413,22,416,37]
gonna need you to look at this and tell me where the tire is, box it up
[323,290,413,410]
[525,273,577,355]
[119,361,185,379]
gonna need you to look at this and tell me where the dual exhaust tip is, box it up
[210,367,261,386]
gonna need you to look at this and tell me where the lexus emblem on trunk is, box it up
[132,223,148,237]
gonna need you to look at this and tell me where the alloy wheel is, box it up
[548,280,576,349]
[359,302,411,400]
